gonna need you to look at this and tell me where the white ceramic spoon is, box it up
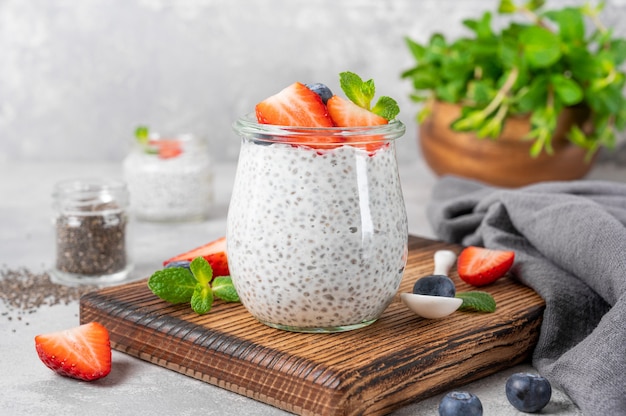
[401,250,463,319]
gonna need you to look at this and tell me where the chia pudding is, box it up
[123,134,214,222]
[227,119,408,332]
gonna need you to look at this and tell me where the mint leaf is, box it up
[456,291,497,312]
[191,283,214,314]
[135,126,150,144]
[340,71,374,108]
[372,96,400,121]
[212,277,240,302]
[148,256,240,315]
[147,268,196,304]
[339,71,400,120]
[190,256,213,286]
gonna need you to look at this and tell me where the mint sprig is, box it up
[455,291,496,313]
[147,257,240,315]
[339,71,400,120]
[135,126,150,145]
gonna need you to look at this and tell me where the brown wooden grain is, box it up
[79,236,545,416]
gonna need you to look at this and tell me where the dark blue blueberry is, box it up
[164,260,191,270]
[251,134,274,146]
[438,391,483,416]
[505,372,552,413]
[412,274,456,297]
[305,83,333,104]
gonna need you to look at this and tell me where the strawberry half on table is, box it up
[163,236,230,277]
[35,322,112,381]
[457,246,515,287]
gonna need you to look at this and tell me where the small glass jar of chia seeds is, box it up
[122,130,214,222]
[51,178,133,286]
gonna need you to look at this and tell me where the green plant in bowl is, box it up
[401,0,626,158]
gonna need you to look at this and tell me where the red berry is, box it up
[327,95,389,152]
[327,95,388,127]
[163,236,230,277]
[35,322,112,381]
[457,246,515,287]
[255,82,334,127]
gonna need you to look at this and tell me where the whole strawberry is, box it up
[457,246,515,287]
[35,322,112,381]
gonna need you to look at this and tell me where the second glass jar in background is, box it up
[123,131,214,222]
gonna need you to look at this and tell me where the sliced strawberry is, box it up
[256,82,334,127]
[148,139,182,159]
[35,322,112,381]
[326,95,389,127]
[163,236,229,277]
[326,95,389,152]
[457,246,515,287]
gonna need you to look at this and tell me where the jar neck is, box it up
[53,179,128,213]
[232,113,406,146]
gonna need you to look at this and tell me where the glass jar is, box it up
[227,114,408,333]
[123,132,214,222]
[51,178,133,286]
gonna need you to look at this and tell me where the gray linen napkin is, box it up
[427,176,626,416]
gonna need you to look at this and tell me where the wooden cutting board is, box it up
[79,235,545,416]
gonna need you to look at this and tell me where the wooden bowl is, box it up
[418,100,595,187]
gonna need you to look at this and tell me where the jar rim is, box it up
[53,178,128,207]
[232,113,406,145]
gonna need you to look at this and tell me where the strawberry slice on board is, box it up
[457,246,515,287]
[34,322,112,381]
[163,236,230,277]
[326,95,390,152]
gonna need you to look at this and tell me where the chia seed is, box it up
[0,266,96,325]
[55,204,127,275]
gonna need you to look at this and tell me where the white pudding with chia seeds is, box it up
[227,134,408,331]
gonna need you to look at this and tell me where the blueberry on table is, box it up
[438,391,483,416]
[505,372,552,413]
[412,274,456,297]
[305,83,333,104]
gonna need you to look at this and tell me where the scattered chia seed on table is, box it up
[0,267,96,328]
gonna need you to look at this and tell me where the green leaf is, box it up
[462,12,493,39]
[451,110,488,131]
[517,75,549,113]
[477,115,504,139]
[525,0,545,11]
[341,71,399,120]
[456,291,496,313]
[498,0,516,14]
[147,268,197,304]
[551,74,583,106]
[135,126,150,144]
[190,256,213,286]
[404,37,426,62]
[191,283,213,315]
[609,39,626,65]
[372,96,400,120]
[212,277,240,302]
[340,71,374,109]
[544,7,585,43]
[520,26,561,68]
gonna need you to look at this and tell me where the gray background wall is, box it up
[2,0,626,165]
